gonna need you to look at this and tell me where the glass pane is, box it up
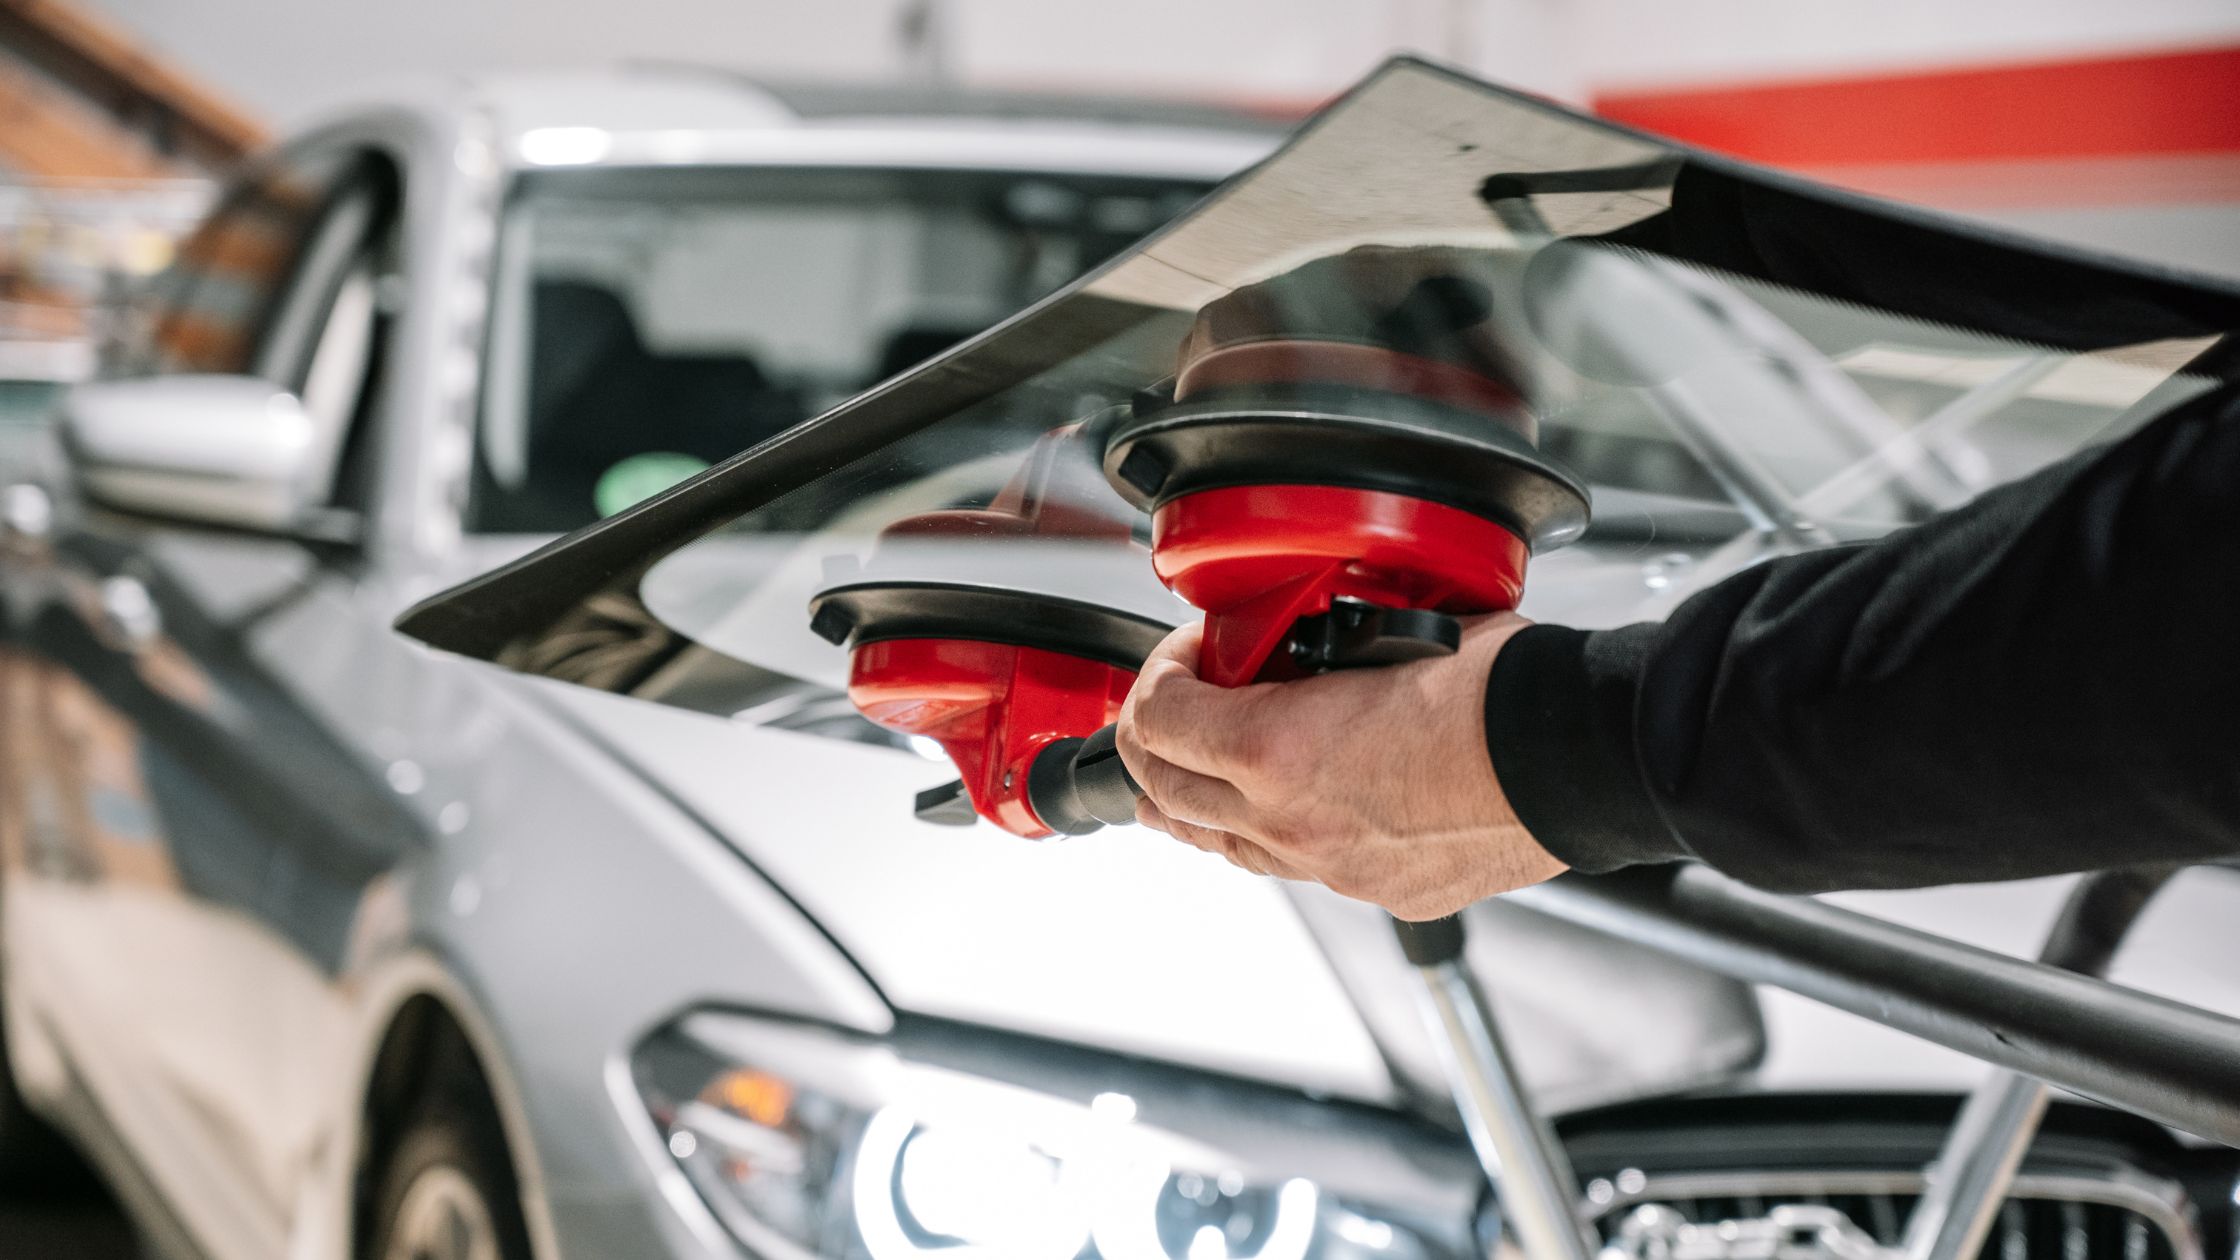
[409,60,2238,776]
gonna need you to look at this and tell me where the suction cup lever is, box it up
[1290,600,1460,671]
[913,779,980,826]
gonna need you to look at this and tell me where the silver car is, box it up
[1,59,2235,1260]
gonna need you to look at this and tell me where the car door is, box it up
[0,140,421,1259]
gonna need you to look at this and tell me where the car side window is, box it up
[118,148,403,511]
[127,149,354,379]
[267,157,405,511]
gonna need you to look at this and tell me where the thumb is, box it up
[1140,619,1203,679]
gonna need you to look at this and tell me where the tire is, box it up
[365,1108,532,1260]
[0,987,92,1192]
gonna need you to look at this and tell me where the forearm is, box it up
[1486,379,2240,893]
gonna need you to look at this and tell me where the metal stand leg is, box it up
[1394,914,1600,1260]
[1899,868,2177,1260]
[1900,1073,2048,1260]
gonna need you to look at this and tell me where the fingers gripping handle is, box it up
[1024,603,1464,835]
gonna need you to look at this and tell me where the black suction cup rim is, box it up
[1101,382,1592,550]
[809,580,1171,671]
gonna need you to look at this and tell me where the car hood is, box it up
[524,662,2240,1115]
[527,679,1767,1113]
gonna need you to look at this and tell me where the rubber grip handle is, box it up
[1073,723,1143,817]
[1025,723,1142,835]
[1391,913,1467,966]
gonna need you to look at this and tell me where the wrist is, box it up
[1481,624,1689,874]
[1452,617,1571,895]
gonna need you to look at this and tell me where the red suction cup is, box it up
[1105,329,1588,687]
[808,425,1168,838]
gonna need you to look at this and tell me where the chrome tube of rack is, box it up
[1509,865,2240,1144]
[1900,868,2178,1260]
[1900,1073,2050,1260]
[1408,953,1601,1260]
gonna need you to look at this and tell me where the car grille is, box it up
[1583,1171,2199,1260]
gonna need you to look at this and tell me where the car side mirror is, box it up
[60,375,358,541]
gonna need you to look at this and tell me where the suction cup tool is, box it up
[813,246,1597,840]
[807,426,1170,838]
[1104,342,1589,687]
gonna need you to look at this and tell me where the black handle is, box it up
[1390,913,1468,966]
[1026,723,1142,835]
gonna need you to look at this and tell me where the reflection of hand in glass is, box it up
[1188,246,1523,395]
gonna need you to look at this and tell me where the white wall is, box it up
[85,0,2240,129]
[939,0,1588,103]
[82,0,1587,126]
[81,0,916,127]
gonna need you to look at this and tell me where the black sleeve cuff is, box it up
[1482,623,1689,873]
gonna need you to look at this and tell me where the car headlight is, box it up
[632,1013,1484,1260]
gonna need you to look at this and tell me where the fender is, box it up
[307,950,564,1260]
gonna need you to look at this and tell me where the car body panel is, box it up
[529,681,1396,1099]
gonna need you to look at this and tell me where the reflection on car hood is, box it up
[527,680,1774,1112]
[531,681,1396,1099]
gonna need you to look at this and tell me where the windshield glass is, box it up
[473,166,1213,531]
[408,60,2238,761]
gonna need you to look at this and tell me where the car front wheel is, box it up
[366,1112,531,1260]
[0,985,89,1190]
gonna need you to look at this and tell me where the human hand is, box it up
[1114,613,1566,920]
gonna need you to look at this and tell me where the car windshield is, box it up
[472,166,1213,532]
[406,60,2239,756]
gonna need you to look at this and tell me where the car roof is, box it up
[445,66,1282,180]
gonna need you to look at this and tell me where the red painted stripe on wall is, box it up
[1594,45,2240,167]
[1797,152,2240,209]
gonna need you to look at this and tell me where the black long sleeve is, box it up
[1484,377,2240,893]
